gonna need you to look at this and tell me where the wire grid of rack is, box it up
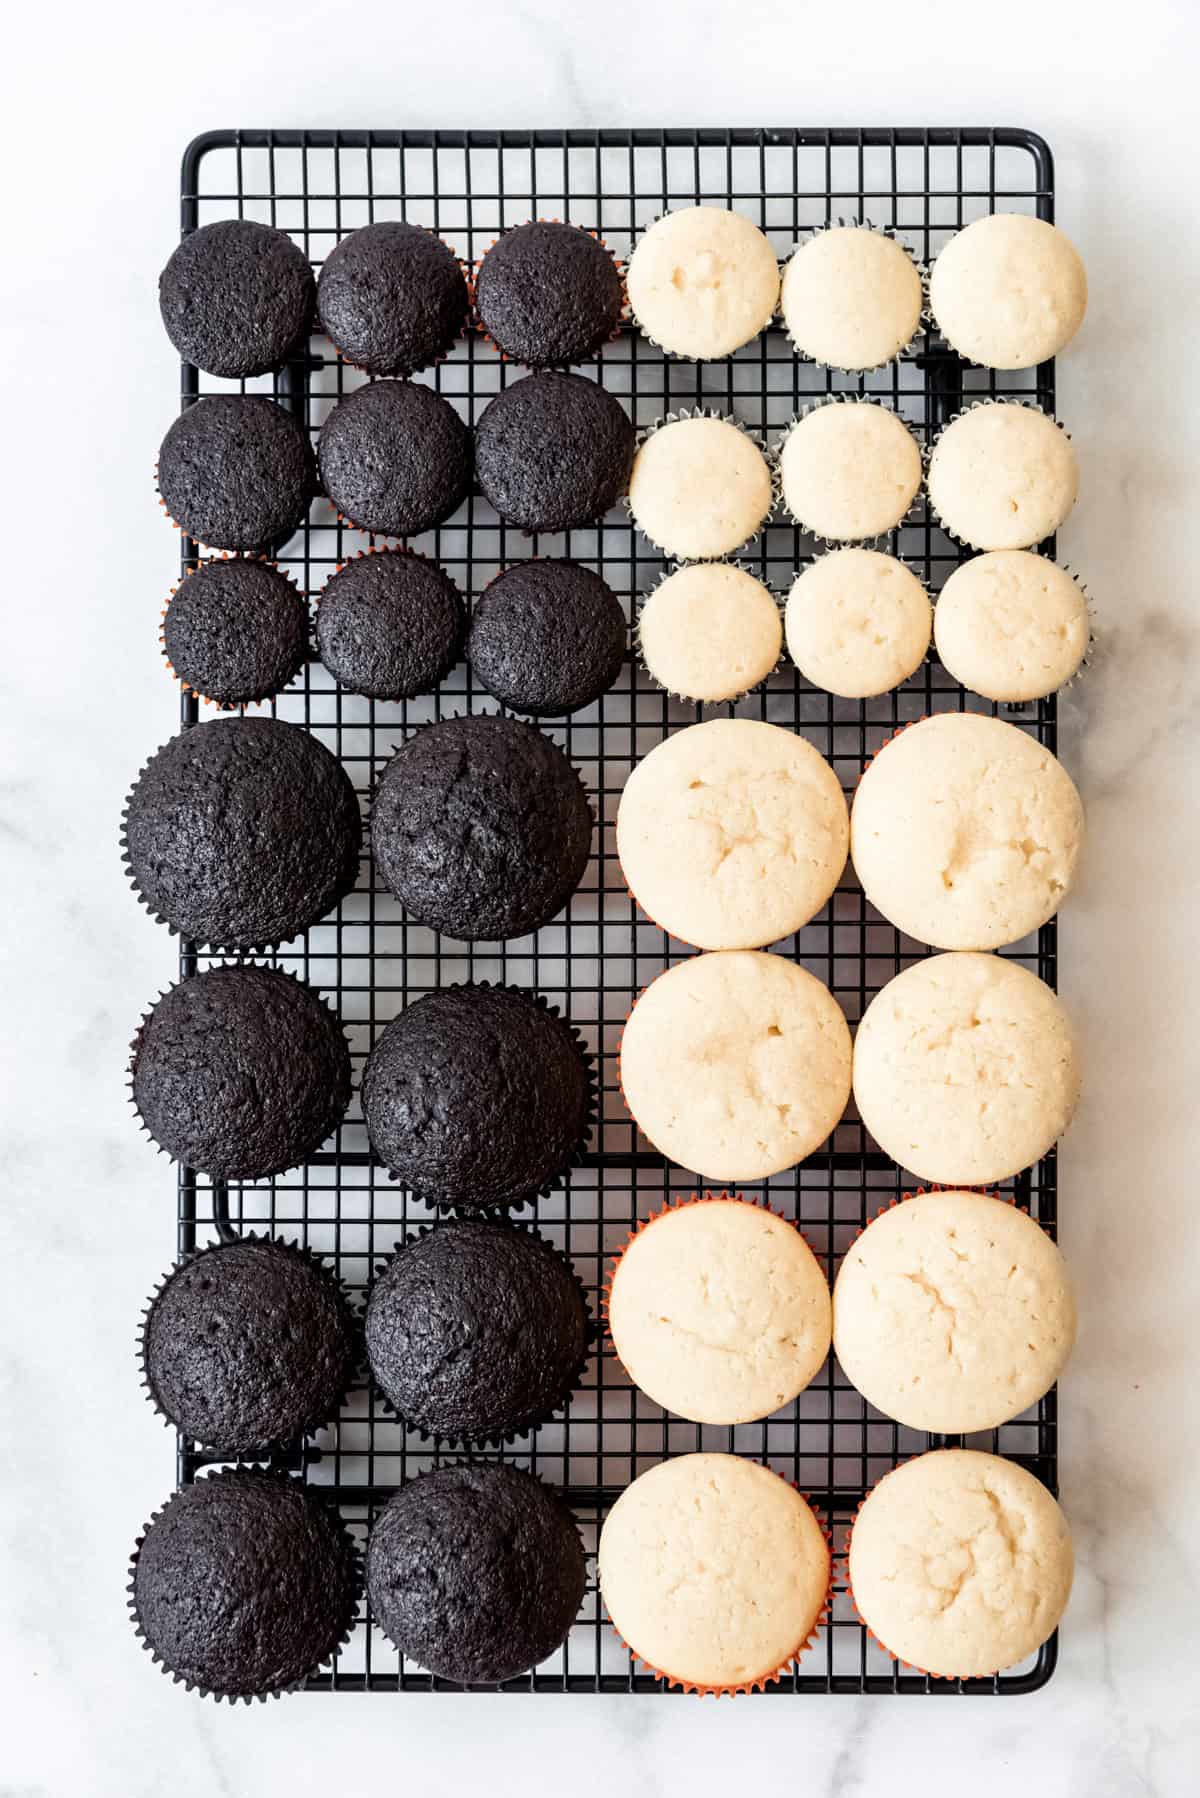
[170,126,1061,1695]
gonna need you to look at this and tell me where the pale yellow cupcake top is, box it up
[785,549,932,698]
[626,206,781,360]
[779,401,922,542]
[833,1190,1076,1434]
[849,1449,1073,1677]
[927,403,1078,551]
[638,563,782,703]
[629,414,773,561]
[930,213,1087,370]
[934,551,1089,701]
[599,1453,829,1689]
[852,952,1080,1187]
[620,950,852,1182]
[609,1199,831,1426]
[850,712,1083,950]
[617,718,849,950]
[781,226,923,371]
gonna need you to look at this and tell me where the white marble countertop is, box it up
[3,1,1199,1792]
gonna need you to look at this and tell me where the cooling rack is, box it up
[170,125,1061,1695]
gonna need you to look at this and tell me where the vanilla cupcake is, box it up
[934,551,1089,701]
[930,213,1087,370]
[927,403,1077,551]
[778,401,922,542]
[626,206,780,360]
[785,550,931,697]
[629,414,772,560]
[781,225,923,371]
[639,564,781,703]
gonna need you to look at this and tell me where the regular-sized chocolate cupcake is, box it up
[159,219,315,379]
[131,965,351,1180]
[366,1220,589,1440]
[317,550,464,700]
[157,396,316,553]
[371,714,592,941]
[318,380,471,538]
[474,221,623,367]
[130,1469,359,1700]
[163,559,308,707]
[475,371,634,532]
[361,984,592,1209]
[317,221,469,376]
[123,716,361,949]
[366,1465,585,1684]
[467,560,625,715]
[141,1234,359,1453]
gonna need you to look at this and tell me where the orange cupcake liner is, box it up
[468,216,628,363]
[159,554,307,712]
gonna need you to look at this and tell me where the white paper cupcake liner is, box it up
[779,219,929,374]
[772,395,923,549]
[626,407,777,563]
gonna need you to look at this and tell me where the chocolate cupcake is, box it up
[163,559,308,707]
[467,560,625,716]
[122,716,361,949]
[317,550,464,700]
[316,220,469,376]
[371,713,592,940]
[366,1220,589,1440]
[130,965,351,1180]
[475,371,634,532]
[360,984,592,1208]
[318,380,471,538]
[141,1234,359,1453]
[474,221,623,367]
[366,1465,585,1684]
[157,396,316,553]
[130,1470,359,1700]
[159,219,315,379]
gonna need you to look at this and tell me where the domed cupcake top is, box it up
[318,379,472,538]
[466,560,626,717]
[317,550,464,700]
[474,371,634,532]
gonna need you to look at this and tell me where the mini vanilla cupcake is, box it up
[778,401,922,543]
[629,413,772,560]
[785,549,931,697]
[927,402,1078,551]
[930,213,1087,370]
[599,1453,829,1692]
[934,551,1090,701]
[626,206,780,360]
[638,563,781,703]
[781,225,923,372]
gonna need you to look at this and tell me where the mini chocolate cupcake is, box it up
[360,984,593,1208]
[366,1465,585,1684]
[163,559,308,707]
[475,371,634,532]
[157,396,316,553]
[318,380,471,538]
[122,715,361,949]
[466,560,625,715]
[317,550,464,700]
[474,221,623,367]
[366,1220,589,1440]
[130,1469,359,1700]
[130,965,351,1180]
[317,221,469,376]
[371,714,593,940]
[159,219,315,378]
[141,1234,359,1452]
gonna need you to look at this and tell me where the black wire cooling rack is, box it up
[168,126,1062,1695]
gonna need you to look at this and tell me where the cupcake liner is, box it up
[924,397,1076,553]
[127,1466,363,1703]
[626,408,777,563]
[772,395,923,548]
[930,554,1096,704]
[633,559,786,706]
[624,208,782,364]
[469,217,629,365]
[160,555,309,712]
[365,1212,596,1449]
[137,1230,362,1455]
[316,223,471,378]
[126,961,352,1174]
[780,219,929,375]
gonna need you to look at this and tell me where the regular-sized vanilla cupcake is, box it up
[629,413,772,560]
[930,213,1087,370]
[778,400,922,542]
[626,206,780,360]
[927,402,1078,551]
[781,225,923,372]
[934,551,1090,701]
[785,550,931,698]
[639,563,781,703]
[833,1191,1076,1433]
